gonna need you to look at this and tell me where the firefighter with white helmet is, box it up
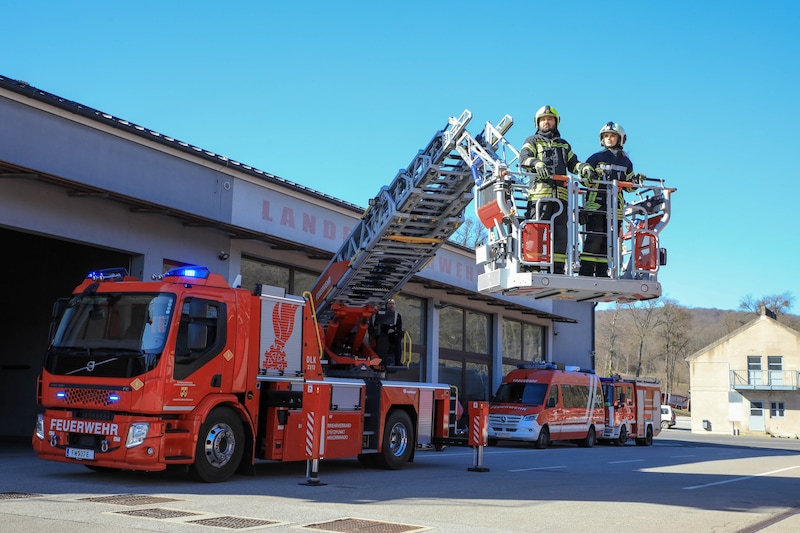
[579,121,642,277]
[520,105,594,274]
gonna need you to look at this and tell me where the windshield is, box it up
[46,292,175,377]
[492,382,548,405]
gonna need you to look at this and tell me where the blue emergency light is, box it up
[85,267,129,281]
[162,265,210,280]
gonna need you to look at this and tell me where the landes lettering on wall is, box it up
[261,200,476,283]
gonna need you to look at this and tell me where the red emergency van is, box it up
[488,363,605,448]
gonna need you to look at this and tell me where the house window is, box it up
[747,355,762,385]
[768,356,783,386]
[770,402,785,417]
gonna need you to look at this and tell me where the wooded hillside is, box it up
[594,300,800,398]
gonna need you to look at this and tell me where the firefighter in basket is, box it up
[580,122,644,277]
[520,105,595,274]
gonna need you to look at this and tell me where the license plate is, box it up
[66,447,95,460]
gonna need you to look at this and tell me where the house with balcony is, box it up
[687,307,800,437]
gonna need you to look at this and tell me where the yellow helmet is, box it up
[535,105,560,127]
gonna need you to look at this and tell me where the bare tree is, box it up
[623,298,665,377]
[449,214,487,248]
[596,305,622,377]
[658,299,692,394]
[739,292,795,317]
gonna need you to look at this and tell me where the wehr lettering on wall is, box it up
[261,200,351,243]
[434,256,477,282]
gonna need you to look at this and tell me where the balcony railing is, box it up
[729,370,799,390]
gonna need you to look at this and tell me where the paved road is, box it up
[3,417,800,532]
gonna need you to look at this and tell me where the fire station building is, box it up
[0,75,594,440]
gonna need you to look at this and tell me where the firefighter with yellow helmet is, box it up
[520,105,594,274]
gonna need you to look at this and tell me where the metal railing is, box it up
[729,370,799,390]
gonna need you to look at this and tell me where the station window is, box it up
[240,256,317,295]
[502,318,545,375]
[439,306,491,411]
[392,295,426,374]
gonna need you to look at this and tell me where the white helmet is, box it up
[599,121,626,147]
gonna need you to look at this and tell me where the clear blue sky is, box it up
[4,1,798,311]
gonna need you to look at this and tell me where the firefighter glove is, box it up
[633,173,646,184]
[534,161,550,180]
[578,163,595,180]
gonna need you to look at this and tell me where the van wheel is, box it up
[579,425,596,448]
[661,420,669,429]
[190,407,245,482]
[535,426,550,449]
[635,426,654,447]
[616,426,627,446]
[377,410,414,469]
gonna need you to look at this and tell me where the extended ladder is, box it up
[310,110,511,353]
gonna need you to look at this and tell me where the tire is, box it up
[636,426,654,447]
[615,425,627,446]
[534,426,550,449]
[579,426,596,448]
[661,420,669,429]
[487,437,498,447]
[377,410,414,470]
[190,407,245,482]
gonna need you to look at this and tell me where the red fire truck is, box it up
[599,375,661,446]
[32,111,491,482]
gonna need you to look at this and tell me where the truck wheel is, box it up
[487,437,498,447]
[534,426,550,449]
[616,426,627,446]
[377,410,414,470]
[635,426,654,447]
[190,407,245,482]
[579,425,596,448]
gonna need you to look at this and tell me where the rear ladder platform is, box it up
[478,269,661,303]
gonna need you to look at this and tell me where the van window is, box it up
[547,385,558,407]
[562,384,590,409]
[492,382,547,405]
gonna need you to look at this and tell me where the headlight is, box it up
[35,414,44,440]
[126,423,150,448]
[522,414,539,421]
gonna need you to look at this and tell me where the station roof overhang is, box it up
[1,161,576,323]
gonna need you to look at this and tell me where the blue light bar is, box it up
[86,267,130,281]
[108,393,120,403]
[56,391,67,400]
[163,265,210,280]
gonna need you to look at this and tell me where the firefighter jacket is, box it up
[520,131,580,202]
[584,148,634,220]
